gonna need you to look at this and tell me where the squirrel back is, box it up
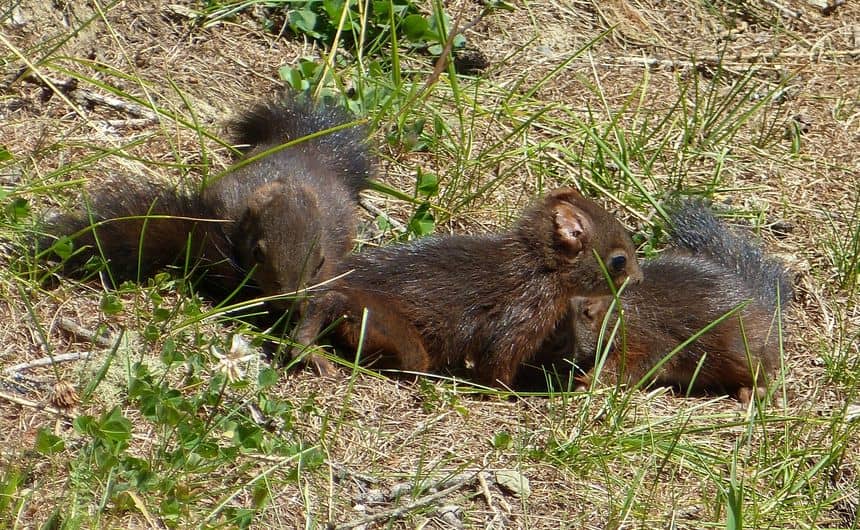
[293,187,643,386]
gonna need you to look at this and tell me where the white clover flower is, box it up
[211,334,256,383]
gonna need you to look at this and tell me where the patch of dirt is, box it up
[1,0,858,527]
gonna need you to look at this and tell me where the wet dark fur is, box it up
[540,201,793,400]
[39,93,371,302]
[295,187,643,387]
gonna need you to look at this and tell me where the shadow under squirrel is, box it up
[543,200,793,402]
[38,94,371,303]
[294,187,643,388]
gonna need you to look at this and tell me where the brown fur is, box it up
[294,187,643,387]
[39,94,370,303]
[541,201,792,402]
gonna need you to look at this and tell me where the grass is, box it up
[2,0,859,528]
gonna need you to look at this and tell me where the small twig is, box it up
[56,317,114,348]
[607,50,860,71]
[335,473,478,530]
[477,471,495,508]
[359,198,407,234]
[5,351,93,374]
[328,461,381,486]
[0,389,70,417]
[762,0,802,18]
[99,118,159,129]
[20,73,157,120]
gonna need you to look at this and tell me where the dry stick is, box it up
[99,118,159,129]
[608,50,860,70]
[0,389,70,417]
[762,0,802,18]
[477,470,507,528]
[5,351,93,374]
[477,471,495,509]
[334,473,478,530]
[359,197,407,234]
[20,74,158,120]
[56,317,115,349]
[328,461,381,486]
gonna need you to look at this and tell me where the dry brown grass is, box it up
[1,0,859,528]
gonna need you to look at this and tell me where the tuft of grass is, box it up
[1,0,858,527]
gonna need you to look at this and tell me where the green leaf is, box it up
[416,170,439,197]
[143,323,160,342]
[290,9,319,37]
[153,307,171,322]
[50,236,74,260]
[492,431,512,450]
[408,203,435,236]
[160,338,184,366]
[252,480,270,509]
[5,197,30,221]
[0,145,12,161]
[100,293,124,316]
[35,429,65,455]
[73,415,97,437]
[99,406,132,446]
[402,14,428,41]
[258,367,279,388]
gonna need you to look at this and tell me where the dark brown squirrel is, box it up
[293,187,644,387]
[38,93,371,303]
[544,200,793,402]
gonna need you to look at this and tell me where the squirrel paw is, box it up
[737,386,768,405]
[307,353,339,378]
[573,373,591,392]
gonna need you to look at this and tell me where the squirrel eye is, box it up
[252,241,266,264]
[610,254,626,272]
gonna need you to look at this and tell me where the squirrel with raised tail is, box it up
[293,187,643,387]
[546,200,793,402]
[38,93,371,303]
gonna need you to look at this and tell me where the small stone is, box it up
[494,470,531,499]
[437,504,464,528]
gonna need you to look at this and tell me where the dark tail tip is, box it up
[667,198,794,310]
[230,91,373,195]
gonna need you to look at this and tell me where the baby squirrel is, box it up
[553,200,793,402]
[39,94,371,302]
[294,187,643,387]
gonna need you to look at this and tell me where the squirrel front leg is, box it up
[292,292,344,377]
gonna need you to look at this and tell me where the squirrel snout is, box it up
[627,265,644,285]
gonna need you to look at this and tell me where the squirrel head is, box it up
[234,181,327,305]
[518,187,643,295]
[569,295,614,359]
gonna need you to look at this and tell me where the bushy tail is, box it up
[668,200,793,310]
[38,180,210,284]
[231,92,371,197]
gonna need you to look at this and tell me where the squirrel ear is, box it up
[553,203,591,255]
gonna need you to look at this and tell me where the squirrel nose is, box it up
[627,265,644,285]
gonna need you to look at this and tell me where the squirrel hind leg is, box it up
[332,292,432,374]
[292,289,434,377]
